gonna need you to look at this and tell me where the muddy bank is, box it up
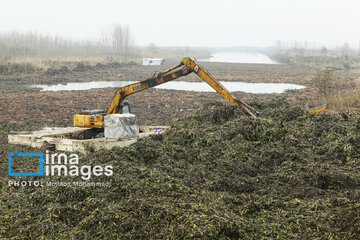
[0,87,262,126]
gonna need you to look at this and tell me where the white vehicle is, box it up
[142,58,164,66]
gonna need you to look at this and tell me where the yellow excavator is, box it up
[74,57,258,128]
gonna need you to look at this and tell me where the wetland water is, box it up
[34,80,305,94]
[198,51,278,64]
[34,53,300,93]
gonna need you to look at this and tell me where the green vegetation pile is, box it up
[1,98,360,239]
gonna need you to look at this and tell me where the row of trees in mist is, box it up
[272,39,360,52]
[0,25,135,61]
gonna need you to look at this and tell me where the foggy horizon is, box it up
[1,0,360,48]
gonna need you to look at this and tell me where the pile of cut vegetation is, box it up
[1,97,360,239]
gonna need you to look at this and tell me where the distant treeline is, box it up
[268,47,360,70]
[0,25,135,60]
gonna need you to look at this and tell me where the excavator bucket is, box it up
[234,99,259,118]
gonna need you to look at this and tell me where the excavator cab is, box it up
[121,101,131,114]
[74,101,131,128]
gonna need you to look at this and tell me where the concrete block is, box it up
[104,113,139,140]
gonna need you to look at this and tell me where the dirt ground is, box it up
[0,88,220,126]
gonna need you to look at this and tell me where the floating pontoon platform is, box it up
[8,126,168,154]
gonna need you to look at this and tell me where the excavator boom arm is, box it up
[181,58,257,117]
[107,57,257,117]
[74,58,257,128]
[106,64,191,114]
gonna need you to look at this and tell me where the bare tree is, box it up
[112,25,124,57]
[111,25,134,61]
[0,26,135,61]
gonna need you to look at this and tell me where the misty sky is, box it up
[0,0,359,47]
